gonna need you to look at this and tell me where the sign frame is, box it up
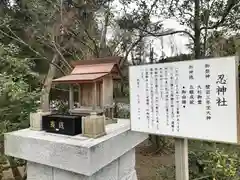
[129,56,240,144]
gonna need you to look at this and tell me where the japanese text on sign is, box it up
[130,56,239,144]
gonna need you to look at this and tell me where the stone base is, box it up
[5,119,147,180]
[27,149,137,180]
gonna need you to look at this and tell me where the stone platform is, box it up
[4,119,148,180]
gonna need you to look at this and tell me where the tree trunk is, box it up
[203,27,208,57]
[40,54,59,112]
[99,7,110,57]
[203,8,210,57]
[194,0,201,59]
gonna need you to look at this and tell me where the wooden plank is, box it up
[102,75,113,106]
[78,85,81,107]
[235,55,240,143]
[175,138,189,180]
[81,84,93,106]
[93,82,97,110]
[69,85,74,110]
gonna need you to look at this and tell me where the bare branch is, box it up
[120,35,144,67]
[34,35,77,69]
[0,28,67,75]
[36,35,78,58]
[83,28,100,57]
[209,0,217,10]
[75,19,100,57]
[67,29,97,55]
[177,6,194,18]
[52,40,73,72]
[200,0,239,30]
[118,0,163,67]
[110,40,123,54]
[149,0,159,14]
[138,28,195,41]
[168,0,178,16]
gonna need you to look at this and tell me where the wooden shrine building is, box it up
[52,56,122,115]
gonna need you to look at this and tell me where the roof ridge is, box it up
[74,62,115,66]
[70,72,110,75]
[70,63,116,75]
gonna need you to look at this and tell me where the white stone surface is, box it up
[93,160,118,180]
[5,119,147,176]
[27,162,53,180]
[27,157,135,180]
[53,168,89,180]
[120,170,138,180]
[118,149,135,179]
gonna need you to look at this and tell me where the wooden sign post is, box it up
[175,138,188,180]
[129,56,239,179]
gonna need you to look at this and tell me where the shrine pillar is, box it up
[102,75,113,106]
[78,85,81,107]
[69,85,74,110]
[93,82,97,110]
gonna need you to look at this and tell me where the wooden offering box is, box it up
[42,114,82,136]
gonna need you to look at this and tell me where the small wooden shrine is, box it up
[52,56,122,117]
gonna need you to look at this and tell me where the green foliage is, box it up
[0,43,40,179]
[157,165,175,180]
[0,43,40,138]
[158,141,240,180]
[115,103,130,119]
[164,0,240,31]
[52,100,69,114]
[189,142,240,180]
[206,32,240,57]
[160,0,240,57]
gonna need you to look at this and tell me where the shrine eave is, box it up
[52,73,108,84]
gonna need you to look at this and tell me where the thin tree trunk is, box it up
[203,27,208,57]
[194,0,201,59]
[40,54,59,112]
[99,6,110,57]
[203,6,210,57]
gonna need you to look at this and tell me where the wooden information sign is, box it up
[129,56,239,144]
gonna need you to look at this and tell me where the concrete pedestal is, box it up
[4,119,147,180]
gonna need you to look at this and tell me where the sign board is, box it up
[129,56,239,144]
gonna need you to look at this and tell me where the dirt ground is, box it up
[135,140,174,180]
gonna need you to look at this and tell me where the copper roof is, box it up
[52,73,108,83]
[53,56,122,84]
[71,63,116,75]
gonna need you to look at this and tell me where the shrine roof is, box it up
[52,73,108,84]
[53,56,122,84]
[71,63,117,75]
